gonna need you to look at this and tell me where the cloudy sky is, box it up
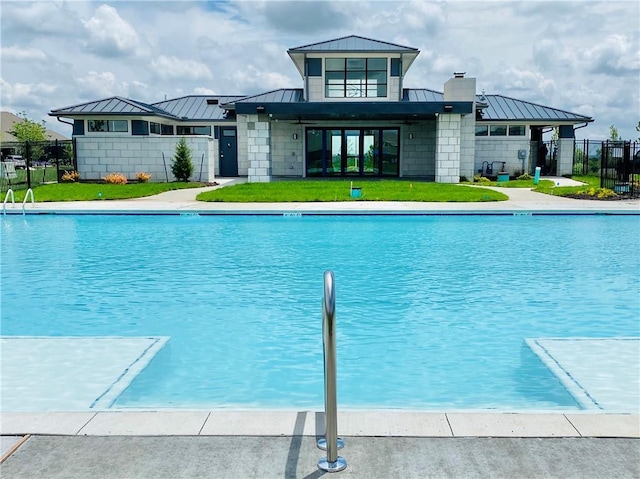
[1,0,638,140]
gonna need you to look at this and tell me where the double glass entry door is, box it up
[306,128,399,177]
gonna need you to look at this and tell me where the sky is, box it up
[1,0,638,141]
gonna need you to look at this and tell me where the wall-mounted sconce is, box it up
[444,105,453,112]
[292,133,298,140]
[408,133,414,140]
[256,106,265,113]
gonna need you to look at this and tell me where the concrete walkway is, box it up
[4,176,640,215]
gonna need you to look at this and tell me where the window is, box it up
[490,125,507,136]
[305,128,399,177]
[325,58,387,98]
[509,125,526,136]
[161,124,174,135]
[176,126,211,136]
[150,122,161,135]
[88,119,128,132]
[475,125,488,136]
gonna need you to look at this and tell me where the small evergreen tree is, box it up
[172,137,194,182]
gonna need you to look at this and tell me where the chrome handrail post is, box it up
[317,270,347,473]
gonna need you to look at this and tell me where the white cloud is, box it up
[75,71,126,99]
[583,34,640,75]
[194,87,218,95]
[151,56,213,81]
[0,78,58,108]
[1,46,47,61]
[83,4,141,57]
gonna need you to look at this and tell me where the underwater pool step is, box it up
[526,338,640,411]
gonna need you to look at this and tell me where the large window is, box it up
[306,128,399,177]
[476,124,527,137]
[88,119,128,132]
[325,58,387,98]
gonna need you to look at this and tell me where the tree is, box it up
[9,112,47,143]
[609,124,620,142]
[171,137,194,182]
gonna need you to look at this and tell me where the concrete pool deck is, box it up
[3,176,640,215]
[1,178,639,477]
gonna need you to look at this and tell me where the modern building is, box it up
[49,35,593,183]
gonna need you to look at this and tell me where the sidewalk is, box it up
[4,177,640,215]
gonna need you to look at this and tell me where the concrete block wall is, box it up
[75,136,215,182]
[459,115,476,180]
[474,137,531,176]
[402,121,436,177]
[556,138,575,176]
[235,116,250,176]
[271,122,304,177]
[245,114,271,182]
[435,114,461,183]
[307,78,323,102]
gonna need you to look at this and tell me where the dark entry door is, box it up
[219,127,238,177]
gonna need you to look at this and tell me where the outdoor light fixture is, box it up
[409,133,414,140]
[292,133,298,140]
[256,106,265,113]
[444,105,453,112]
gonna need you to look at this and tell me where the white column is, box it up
[246,115,271,183]
[435,113,461,183]
[556,138,574,176]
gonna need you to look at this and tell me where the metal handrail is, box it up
[22,188,34,215]
[317,270,347,472]
[2,189,15,215]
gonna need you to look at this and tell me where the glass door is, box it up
[328,130,342,176]
[344,130,360,175]
[362,130,378,175]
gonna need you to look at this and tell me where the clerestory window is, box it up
[325,58,387,98]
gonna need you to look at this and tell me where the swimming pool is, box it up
[2,214,639,411]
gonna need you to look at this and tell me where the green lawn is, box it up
[196,180,508,202]
[7,182,205,202]
[533,175,601,196]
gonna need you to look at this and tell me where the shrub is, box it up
[517,173,532,180]
[172,137,194,182]
[596,188,617,199]
[473,175,491,183]
[61,170,80,182]
[103,172,128,184]
[136,172,152,183]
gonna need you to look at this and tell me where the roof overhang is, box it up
[235,101,472,121]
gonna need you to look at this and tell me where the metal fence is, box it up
[599,140,639,198]
[1,139,76,193]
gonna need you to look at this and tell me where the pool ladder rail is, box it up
[2,188,34,215]
[317,270,347,473]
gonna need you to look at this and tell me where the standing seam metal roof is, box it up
[480,95,592,121]
[152,96,244,120]
[50,96,179,119]
[288,35,418,52]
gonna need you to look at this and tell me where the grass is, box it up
[533,175,599,196]
[7,181,205,202]
[196,180,508,202]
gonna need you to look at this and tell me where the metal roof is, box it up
[403,89,444,102]
[288,35,418,53]
[50,96,179,119]
[478,94,592,122]
[152,95,245,120]
[231,89,304,104]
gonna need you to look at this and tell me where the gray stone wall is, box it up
[435,114,461,183]
[75,136,215,182]
[271,121,304,177]
[475,137,531,176]
[402,121,436,177]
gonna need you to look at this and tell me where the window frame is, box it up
[87,119,129,133]
[324,57,388,99]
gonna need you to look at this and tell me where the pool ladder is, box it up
[2,188,34,215]
[317,270,347,472]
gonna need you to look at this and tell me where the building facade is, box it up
[49,36,593,183]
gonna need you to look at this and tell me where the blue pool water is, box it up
[2,214,639,410]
